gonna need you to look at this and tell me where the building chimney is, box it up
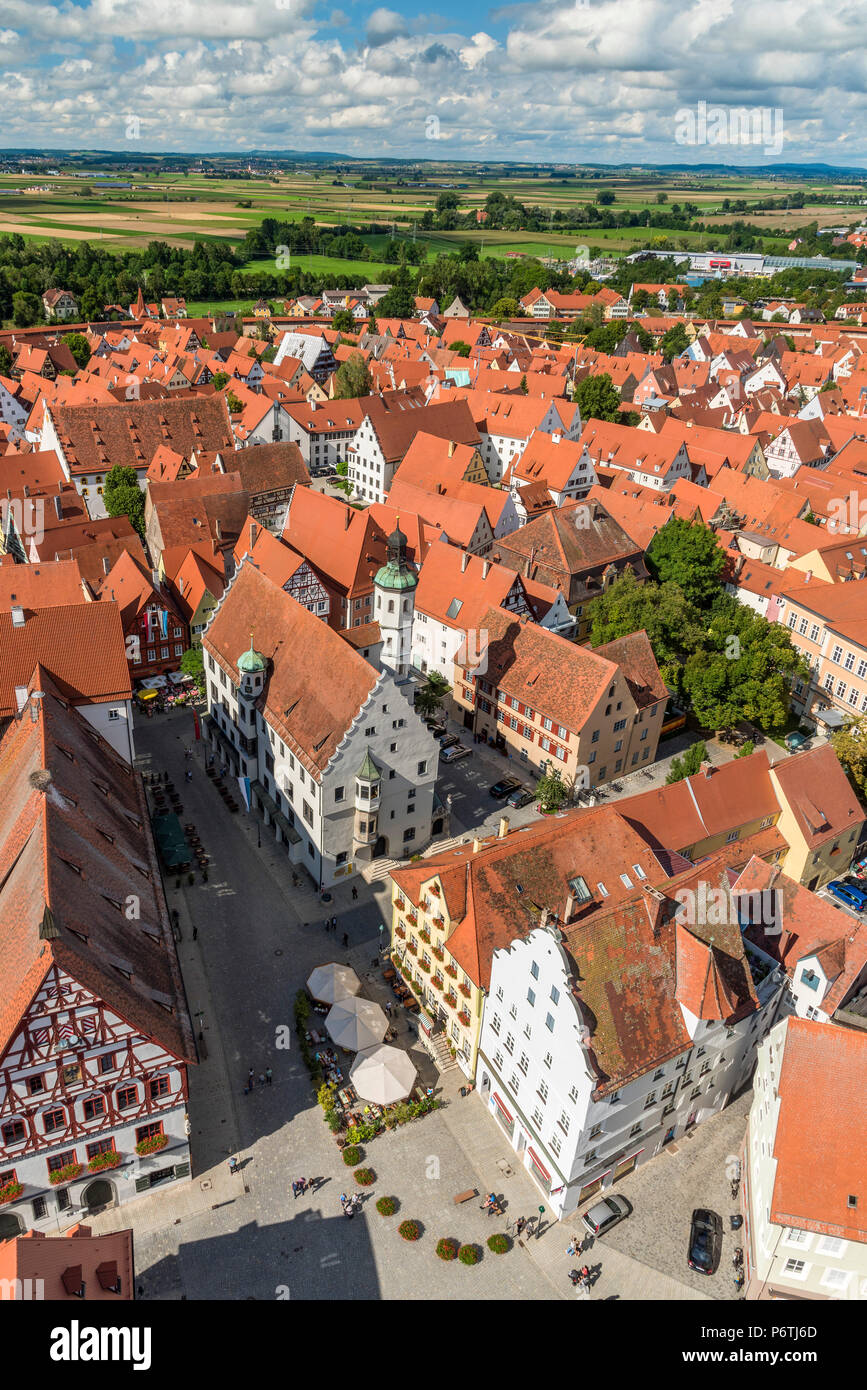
[448,440,455,457]
[482,561,490,579]
[461,551,469,572]
[249,521,257,549]
[701,761,714,778]
[23,484,30,498]
[472,837,482,854]
[498,816,509,839]
[53,495,63,521]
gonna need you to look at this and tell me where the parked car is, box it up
[440,743,471,763]
[490,776,522,800]
[827,879,867,911]
[581,1194,630,1237]
[506,786,535,809]
[437,732,459,750]
[425,722,446,737]
[687,1209,723,1275]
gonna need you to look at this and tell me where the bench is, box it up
[453,1189,478,1205]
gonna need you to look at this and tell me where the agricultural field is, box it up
[0,165,863,268]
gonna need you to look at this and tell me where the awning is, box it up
[816,708,845,729]
[492,1093,513,1123]
[140,675,168,689]
[136,689,159,701]
[527,1147,551,1181]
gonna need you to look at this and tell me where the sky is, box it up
[0,0,865,165]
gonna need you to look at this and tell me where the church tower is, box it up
[373,523,417,678]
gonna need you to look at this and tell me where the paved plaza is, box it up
[87,706,735,1301]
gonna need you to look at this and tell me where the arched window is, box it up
[388,600,395,614]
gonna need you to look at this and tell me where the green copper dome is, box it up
[357,749,381,781]
[238,632,266,673]
[375,523,417,591]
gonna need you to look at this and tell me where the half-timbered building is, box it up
[0,671,196,1237]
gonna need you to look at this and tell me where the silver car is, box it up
[581,1194,630,1236]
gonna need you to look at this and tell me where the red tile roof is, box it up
[0,602,131,714]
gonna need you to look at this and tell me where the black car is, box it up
[506,786,535,809]
[490,776,522,800]
[437,732,459,750]
[687,1209,723,1275]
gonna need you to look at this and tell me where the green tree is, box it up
[489,296,519,318]
[62,332,91,369]
[12,292,40,326]
[180,646,205,681]
[830,718,867,796]
[595,191,615,206]
[332,309,355,333]
[660,322,689,362]
[537,766,569,812]
[646,517,725,607]
[666,741,708,783]
[377,265,415,318]
[0,344,12,376]
[226,390,243,413]
[211,370,229,390]
[103,464,145,540]
[415,672,451,720]
[450,340,472,358]
[573,372,621,422]
[334,351,372,399]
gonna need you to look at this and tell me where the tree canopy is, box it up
[573,372,621,422]
[103,464,145,540]
[334,351,372,399]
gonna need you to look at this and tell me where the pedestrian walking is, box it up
[292,1181,300,1199]
[515,1216,527,1238]
[385,1002,392,1018]
[340,1193,348,1208]
[185,769,192,783]
[298,1177,308,1194]
[351,885,358,900]
[258,1073,266,1087]
[228,1156,239,1175]
[192,925,198,941]
[265,1067,272,1085]
[331,916,337,932]
[566,1238,578,1258]
[342,932,349,948]
[248,1068,255,1088]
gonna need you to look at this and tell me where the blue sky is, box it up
[0,0,864,164]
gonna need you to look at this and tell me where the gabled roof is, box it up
[204,562,378,780]
[0,601,131,714]
[0,669,196,1064]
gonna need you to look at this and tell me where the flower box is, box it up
[419,929,431,945]
[0,1181,23,1204]
[395,897,406,912]
[406,913,418,928]
[445,993,458,1010]
[431,976,444,992]
[445,963,458,979]
[135,1133,168,1157]
[395,926,406,940]
[432,946,444,962]
[49,1163,83,1186]
[418,959,431,974]
[406,942,418,957]
[429,882,441,897]
[458,1011,471,1028]
[459,982,471,999]
[88,1150,122,1173]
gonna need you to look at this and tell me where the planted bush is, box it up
[376,1196,398,1217]
[398,1220,421,1242]
[458,1244,481,1266]
[487,1233,511,1255]
[354,1167,375,1186]
[436,1237,459,1261]
[342,1145,363,1166]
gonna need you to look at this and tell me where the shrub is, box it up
[458,1244,481,1266]
[436,1237,459,1261]
[487,1233,511,1255]
[376,1196,398,1216]
[317,1082,336,1113]
[354,1168,375,1186]
[342,1145,363,1166]
[398,1220,421,1241]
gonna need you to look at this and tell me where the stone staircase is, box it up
[425,1026,457,1073]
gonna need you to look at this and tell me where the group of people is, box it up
[323,917,351,948]
[569,1265,591,1294]
[340,1192,362,1218]
[481,1192,504,1217]
[244,1066,273,1095]
[291,1177,310,1199]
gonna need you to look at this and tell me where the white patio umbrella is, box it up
[307,962,361,1005]
[349,1044,417,1105]
[325,996,388,1051]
